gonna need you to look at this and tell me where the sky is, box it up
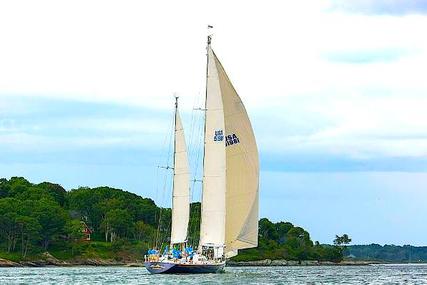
[1,0,427,245]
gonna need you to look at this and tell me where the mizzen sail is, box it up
[170,100,191,245]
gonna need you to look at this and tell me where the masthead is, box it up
[207,25,213,46]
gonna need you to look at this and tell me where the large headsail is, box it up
[212,51,260,256]
[170,98,191,245]
[199,37,259,257]
[199,41,227,249]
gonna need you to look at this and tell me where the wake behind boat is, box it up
[144,32,259,274]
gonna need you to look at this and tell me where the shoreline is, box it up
[2,253,425,268]
[0,256,405,268]
[227,259,378,267]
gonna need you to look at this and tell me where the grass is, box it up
[0,250,24,262]
[1,239,149,263]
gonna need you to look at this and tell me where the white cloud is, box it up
[1,0,427,161]
[0,131,165,151]
[328,0,427,15]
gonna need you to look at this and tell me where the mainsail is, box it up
[170,99,191,245]
[199,46,227,248]
[199,38,259,256]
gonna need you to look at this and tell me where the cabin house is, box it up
[80,221,93,241]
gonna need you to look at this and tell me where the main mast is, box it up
[170,95,178,247]
[199,33,210,246]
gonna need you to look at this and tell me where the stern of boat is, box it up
[144,261,176,274]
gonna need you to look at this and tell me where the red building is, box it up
[80,221,93,241]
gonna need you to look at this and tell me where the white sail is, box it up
[211,51,260,255]
[170,104,191,245]
[199,46,227,248]
[199,43,259,257]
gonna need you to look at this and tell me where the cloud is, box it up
[2,1,427,245]
[328,0,427,15]
[1,1,427,173]
[3,86,427,172]
[322,48,412,63]
[253,93,427,162]
[0,96,175,152]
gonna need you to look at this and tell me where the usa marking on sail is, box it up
[225,134,240,147]
[214,130,224,142]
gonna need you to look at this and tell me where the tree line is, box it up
[0,177,162,258]
[0,177,343,262]
[232,218,343,262]
[345,244,427,263]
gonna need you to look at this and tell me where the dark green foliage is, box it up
[346,244,427,262]
[134,220,154,242]
[233,218,342,262]
[187,202,201,247]
[334,234,352,246]
[31,199,68,250]
[0,178,11,198]
[0,177,343,262]
[0,177,160,260]
[67,186,158,229]
[36,182,67,206]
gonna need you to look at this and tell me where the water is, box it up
[1,265,427,284]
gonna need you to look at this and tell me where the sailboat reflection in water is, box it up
[144,33,259,274]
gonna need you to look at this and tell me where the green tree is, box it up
[35,182,67,206]
[275,221,294,244]
[0,178,11,198]
[16,216,41,257]
[21,199,68,250]
[259,218,279,241]
[0,198,21,252]
[65,219,85,256]
[134,220,155,242]
[187,202,201,246]
[65,220,84,241]
[333,234,352,260]
[101,209,132,242]
[334,234,352,246]
[7,177,32,197]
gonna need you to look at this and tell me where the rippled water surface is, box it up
[1,265,427,284]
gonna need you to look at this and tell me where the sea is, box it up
[1,264,427,284]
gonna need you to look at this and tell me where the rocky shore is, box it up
[1,254,377,267]
[227,259,377,266]
[0,253,142,267]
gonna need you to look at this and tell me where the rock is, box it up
[338,260,374,266]
[0,258,21,267]
[319,261,336,266]
[40,252,69,266]
[300,260,319,266]
[270,260,288,266]
[286,260,300,266]
[71,258,125,266]
[19,261,45,267]
[227,259,272,266]
[125,262,144,267]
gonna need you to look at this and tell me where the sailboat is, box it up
[144,34,259,274]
